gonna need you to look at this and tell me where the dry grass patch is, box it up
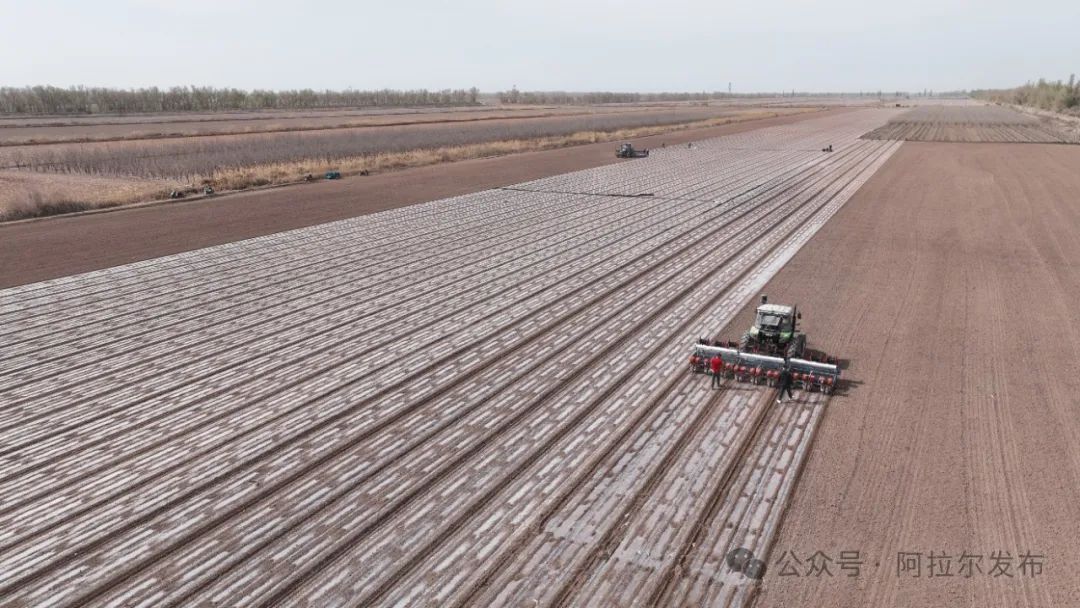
[0,170,171,221]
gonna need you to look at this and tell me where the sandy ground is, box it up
[732,142,1080,607]
[0,108,846,288]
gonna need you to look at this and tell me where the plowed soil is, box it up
[733,142,1080,607]
[862,105,1078,144]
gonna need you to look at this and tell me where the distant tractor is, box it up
[739,295,806,359]
[616,143,649,158]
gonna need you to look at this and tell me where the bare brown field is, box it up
[738,141,1080,607]
[863,104,1079,143]
[0,104,671,145]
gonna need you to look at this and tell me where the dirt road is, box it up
[741,142,1080,607]
[0,109,842,288]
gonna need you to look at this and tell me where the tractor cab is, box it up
[690,294,840,392]
[752,304,796,340]
[615,143,649,158]
[740,295,806,358]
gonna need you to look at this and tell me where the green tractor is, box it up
[615,143,650,158]
[739,295,806,359]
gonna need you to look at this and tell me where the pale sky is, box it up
[2,0,1078,93]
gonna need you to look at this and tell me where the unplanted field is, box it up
[745,142,1080,607]
[0,110,900,606]
[0,103,729,145]
[862,103,1078,143]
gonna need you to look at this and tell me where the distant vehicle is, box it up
[615,143,649,158]
[325,171,342,180]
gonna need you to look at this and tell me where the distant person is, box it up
[710,354,723,388]
[776,362,795,403]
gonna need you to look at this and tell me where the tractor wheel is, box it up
[739,333,752,351]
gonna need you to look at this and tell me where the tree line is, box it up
[0,86,481,115]
[497,88,754,105]
[972,75,1080,113]
[495,88,908,105]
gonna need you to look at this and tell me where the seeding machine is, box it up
[690,295,842,393]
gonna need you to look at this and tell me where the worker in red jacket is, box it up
[709,354,723,388]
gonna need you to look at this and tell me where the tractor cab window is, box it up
[757,312,784,328]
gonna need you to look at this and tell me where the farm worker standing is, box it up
[776,363,795,403]
[709,355,723,388]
